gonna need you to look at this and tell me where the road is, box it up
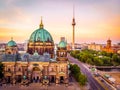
[68,54,105,90]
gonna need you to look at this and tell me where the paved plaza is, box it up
[0,82,83,90]
[0,77,88,90]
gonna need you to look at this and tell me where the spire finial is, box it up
[73,4,75,18]
[11,37,13,40]
[39,16,44,29]
[108,37,111,41]
[72,5,76,26]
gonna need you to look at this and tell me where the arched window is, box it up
[18,68,21,71]
[51,68,54,72]
[8,68,11,72]
[61,68,64,72]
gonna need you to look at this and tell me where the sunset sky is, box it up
[0,0,120,44]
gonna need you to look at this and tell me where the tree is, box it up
[112,54,118,62]
[102,56,112,66]
[70,64,87,86]
[78,74,87,86]
[100,51,107,56]
[93,57,103,66]
[70,50,119,66]
[117,57,120,64]
[0,62,4,79]
[106,52,113,58]
[86,58,93,65]
[70,64,80,74]
[112,54,120,65]
[75,72,81,81]
[70,50,80,58]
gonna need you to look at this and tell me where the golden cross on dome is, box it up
[40,16,44,29]
[11,37,13,40]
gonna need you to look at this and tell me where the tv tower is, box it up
[72,6,76,50]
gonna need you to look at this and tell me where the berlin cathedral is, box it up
[1,19,69,85]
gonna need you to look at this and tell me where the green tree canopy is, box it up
[70,64,87,86]
[0,62,4,78]
[78,74,87,86]
[70,50,120,66]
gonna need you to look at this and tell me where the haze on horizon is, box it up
[0,0,120,44]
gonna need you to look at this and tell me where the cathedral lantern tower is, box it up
[56,40,69,84]
[5,37,18,54]
[56,40,68,61]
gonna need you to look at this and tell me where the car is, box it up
[99,77,104,82]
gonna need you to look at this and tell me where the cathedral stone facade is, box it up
[2,19,69,85]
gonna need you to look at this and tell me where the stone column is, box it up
[56,78,59,85]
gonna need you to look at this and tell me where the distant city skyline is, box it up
[0,0,120,44]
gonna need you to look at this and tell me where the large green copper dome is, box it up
[7,38,17,47]
[29,28,53,42]
[58,41,67,48]
[29,19,53,42]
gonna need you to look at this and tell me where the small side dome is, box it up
[7,38,17,47]
[58,41,67,48]
[33,50,39,56]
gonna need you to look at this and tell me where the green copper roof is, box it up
[33,50,39,56]
[58,41,67,48]
[7,39,17,47]
[29,28,53,42]
[29,19,54,42]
